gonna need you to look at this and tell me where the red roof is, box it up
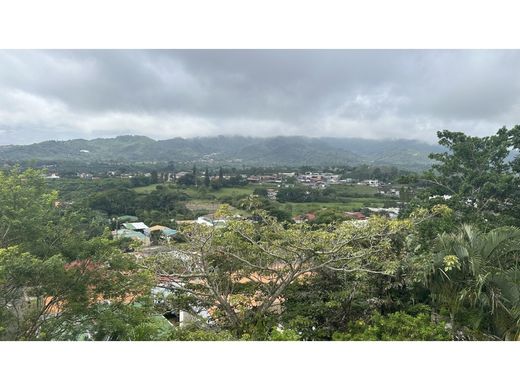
[344,211,367,220]
[64,259,100,272]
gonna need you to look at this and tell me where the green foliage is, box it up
[268,327,301,341]
[332,311,451,341]
[421,224,520,339]
[417,126,520,228]
[147,211,423,337]
[0,167,59,256]
[3,126,520,341]
[0,136,437,169]
[0,244,156,340]
[89,188,138,216]
[168,327,235,341]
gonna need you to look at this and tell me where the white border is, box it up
[0,341,518,389]
[1,1,519,389]
[0,0,519,48]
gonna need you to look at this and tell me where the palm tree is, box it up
[425,224,520,339]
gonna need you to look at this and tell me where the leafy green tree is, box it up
[204,168,210,187]
[89,188,138,216]
[332,310,451,341]
[0,244,156,340]
[146,211,422,337]
[313,209,347,225]
[0,168,59,254]
[419,127,518,227]
[192,164,198,187]
[150,170,159,184]
[177,173,196,186]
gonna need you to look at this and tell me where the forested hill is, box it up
[0,135,442,168]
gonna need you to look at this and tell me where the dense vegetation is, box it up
[0,135,442,169]
[1,126,520,340]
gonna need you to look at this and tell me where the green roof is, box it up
[162,228,177,236]
[115,229,146,240]
[118,215,139,222]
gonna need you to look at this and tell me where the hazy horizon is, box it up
[1,50,519,145]
[0,132,444,147]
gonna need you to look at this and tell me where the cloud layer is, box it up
[1,50,519,144]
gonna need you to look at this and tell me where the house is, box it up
[429,194,453,201]
[113,222,151,245]
[122,222,149,233]
[247,175,261,184]
[113,229,149,245]
[153,272,211,327]
[78,173,93,180]
[344,211,367,220]
[149,225,177,243]
[366,207,400,219]
[362,179,379,187]
[292,212,316,224]
[196,215,227,227]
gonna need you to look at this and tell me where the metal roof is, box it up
[114,229,146,240]
[123,222,149,230]
[162,228,177,236]
[118,215,139,222]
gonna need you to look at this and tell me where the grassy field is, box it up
[132,183,382,216]
[133,183,163,194]
[133,183,273,198]
[279,199,385,214]
[331,184,379,196]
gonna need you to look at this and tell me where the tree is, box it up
[88,188,138,216]
[423,224,520,339]
[145,210,420,337]
[204,168,210,187]
[313,209,347,225]
[419,127,518,227]
[177,173,196,186]
[218,167,224,183]
[0,168,59,253]
[0,242,155,340]
[332,310,451,341]
[150,170,159,184]
[0,168,165,340]
[192,164,198,187]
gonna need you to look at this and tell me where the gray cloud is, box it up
[1,50,520,145]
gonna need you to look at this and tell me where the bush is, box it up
[168,327,235,341]
[268,327,301,341]
[332,311,451,341]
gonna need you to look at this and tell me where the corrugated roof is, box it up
[162,228,177,236]
[123,222,149,230]
[149,225,177,237]
[115,229,146,240]
[118,215,139,222]
[149,225,167,232]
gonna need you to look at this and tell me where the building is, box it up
[149,225,177,243]
[292,212,316,224]
[196,215,227,227]
[113,222,151,245]
[361,179,379,187]
[344,211,367,220]
[366,207,400,219]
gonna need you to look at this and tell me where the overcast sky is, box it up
[1,50,519,145]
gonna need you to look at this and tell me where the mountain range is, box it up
[0,135,443,169]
